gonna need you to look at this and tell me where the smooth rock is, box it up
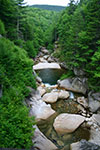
[70,142,80,150]
[53,113,85,134]
[42,92,59,103]
[71,140,100,150]
[77,97,88,108]
[91,114,100,126]
[33,63,61,70]
[58,78,88,95]
[30,99,55,122]
[33,125,57,150]
[58,90,69,99]
[88,92,100,112]
[89,127,100,146]
[37,86,46,96]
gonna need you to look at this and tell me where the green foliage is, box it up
[0,102,35,149]
[24,40,37,58]
[0,37,36,148]
[0,1,60,149]
[55,0,100,91]
[0,20,5,35]
[60,71,74,80]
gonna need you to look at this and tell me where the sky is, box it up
[23,0,70,6]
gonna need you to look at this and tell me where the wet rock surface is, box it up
[32,125,57,150]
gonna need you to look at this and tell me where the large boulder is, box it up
[29,99,55,122]
[58,90,69,99]
[42,90,69,103]
[58,78,88,95]
[33,63,61,70]
[70,142,80,150]
[88,92,100,112]
[89,127,100,146]
[70,140,100,150]
[53,113,85,134]
[89,114,100,146]
[42,92,59,103]
[33,125,57,150]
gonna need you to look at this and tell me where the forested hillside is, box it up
[31,5,66,11]
[54,0,100,91]
[0,0,58,148]
[0,0,100,149]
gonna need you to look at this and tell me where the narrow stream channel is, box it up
[37,68,90,150]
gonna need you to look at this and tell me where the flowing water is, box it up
[37,68,90,150]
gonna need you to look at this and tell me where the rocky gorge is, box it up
[26,47,100,150]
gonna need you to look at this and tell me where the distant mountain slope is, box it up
[31,5,66,11]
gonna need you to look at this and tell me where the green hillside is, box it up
[31,5,66,11]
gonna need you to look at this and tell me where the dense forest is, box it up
[54,0,100,91]
[0,0,58,148]
[0,0,100,149]
[31,5,66,11]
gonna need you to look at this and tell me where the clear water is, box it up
[37,68,67,85]
[37,68,90,150]
[38,99,90,150]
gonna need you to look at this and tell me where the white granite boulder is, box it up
[53,113,85,134]
[42,92,59,103]
[58,78,88,95]
[33,63,61,70]
[30,99,55,122]
[58,90,69,99]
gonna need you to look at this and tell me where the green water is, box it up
[37,68,67,85]
[38,99,90,150]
